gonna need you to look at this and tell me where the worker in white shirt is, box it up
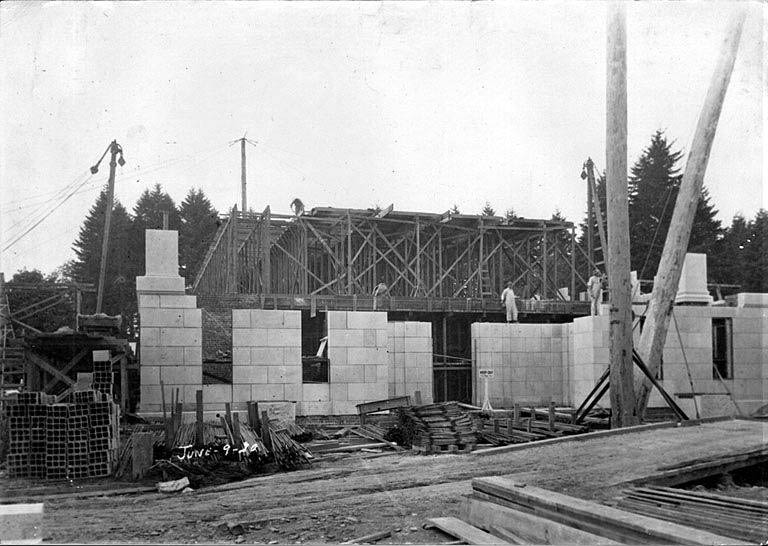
[372,281,389,311]
[587,268,604,316]
[500,281,518,323]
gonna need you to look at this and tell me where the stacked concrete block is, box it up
[45,404,69,480]
[137,230,203,413]
[327,311,389,415]
[471,322,567,407]
[231,309,301,411]
[568,315,610,408]
[67,403,90,479]
[5,403,30,478]
[386,321,433,403]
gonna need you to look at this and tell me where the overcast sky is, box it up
[1,1,764,277]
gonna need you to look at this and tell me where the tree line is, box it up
[6,185,220,337]
[6,130,765,334]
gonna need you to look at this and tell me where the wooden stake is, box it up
[635,10,746,417]
[225,402,232,430]
[548,401,556,431]
[261,410,271,451]
[513,403,520,428]
[195,390,204,445]
[606,1,637,427]
[232,412,242,448]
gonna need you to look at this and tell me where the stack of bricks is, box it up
[5,400,30,478]
[92,359,113,396]
[45,404,69,479]
[67,401,90,479]
[3,388,119,481]
[27,397,47,479]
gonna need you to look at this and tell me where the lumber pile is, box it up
[268,428,312,470]
[399,402,478,454]
[475,411,589,446]
[450,476,741,545]
[616,486,768,543]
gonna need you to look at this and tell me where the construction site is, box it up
[1,3,766,546]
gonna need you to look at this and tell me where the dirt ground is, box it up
[3,418,766,544]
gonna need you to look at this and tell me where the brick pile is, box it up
[5,373,120,480]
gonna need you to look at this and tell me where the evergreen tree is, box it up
[131,183,182,277]
[179,188,219,283]
[481,202,495,216]
[450,204,460,215]
[70,187,137,321]
[504,208,517,223]
[628,131,722,280]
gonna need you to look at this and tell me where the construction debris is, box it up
[157,476,190,493]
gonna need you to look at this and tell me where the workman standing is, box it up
[500,281,518,323]
[372,281,389,311]
[587,268,604,316]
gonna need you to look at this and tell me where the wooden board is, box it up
[460,496,621,545]
[0,503,43,544]
[472,477,746,545]
[426,517,509,545]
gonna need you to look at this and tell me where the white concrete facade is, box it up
[137,233,433,415]
[387,321,433,403]
[471,302,767,414]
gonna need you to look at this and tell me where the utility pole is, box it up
[605,2,637,427]
[583,158,608,275]
[238,136,247,213]
[92,140,125,314]
[635,11,746,417]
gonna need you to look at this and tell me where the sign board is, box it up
[479,369,494,378]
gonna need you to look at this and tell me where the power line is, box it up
[1,173,94,252]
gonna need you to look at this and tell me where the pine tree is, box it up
[179,188,219,283]
[481,202,495,216]
[131,183,182,277]
[70,186,136,320]
[628,131,722,280]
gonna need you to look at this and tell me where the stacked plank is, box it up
[442,476,739,545]
[617,486,768,543]
[400,402,478,454]
[268,428,312,470]
[476,415,589,446]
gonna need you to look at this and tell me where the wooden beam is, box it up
[461,496,620,545]
[425,517,508,545]
[42,347,88,392]
[606,1,636,427]
[27,351,75,389]
[635,11,746,417]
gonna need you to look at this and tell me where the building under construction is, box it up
[188,206,591,404]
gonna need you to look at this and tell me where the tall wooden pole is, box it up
[240,137,247,213]
[635,11,746,417]
[95,141,120,314]
[606,2,637,427]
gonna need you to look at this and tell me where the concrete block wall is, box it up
[569,315,610,407]
[471,322,568,407]
[327,311,389,415]
[137,230,203,413]
[387,321,433,403]
[231,309,302,411]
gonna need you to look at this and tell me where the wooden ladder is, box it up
[0,295,23,408]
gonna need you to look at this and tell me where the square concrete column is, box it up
[675,253,713,305]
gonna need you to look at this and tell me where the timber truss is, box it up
[192,206,594,314]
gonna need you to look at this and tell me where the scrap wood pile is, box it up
[146,457,255,488]
[398,402,478,454]
[475,408,590,446]
[270,419,312,443]
[268,427,312,470]
[616,486,768,543]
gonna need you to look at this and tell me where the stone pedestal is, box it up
[136,230,202,414]
[675,253,713,305]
